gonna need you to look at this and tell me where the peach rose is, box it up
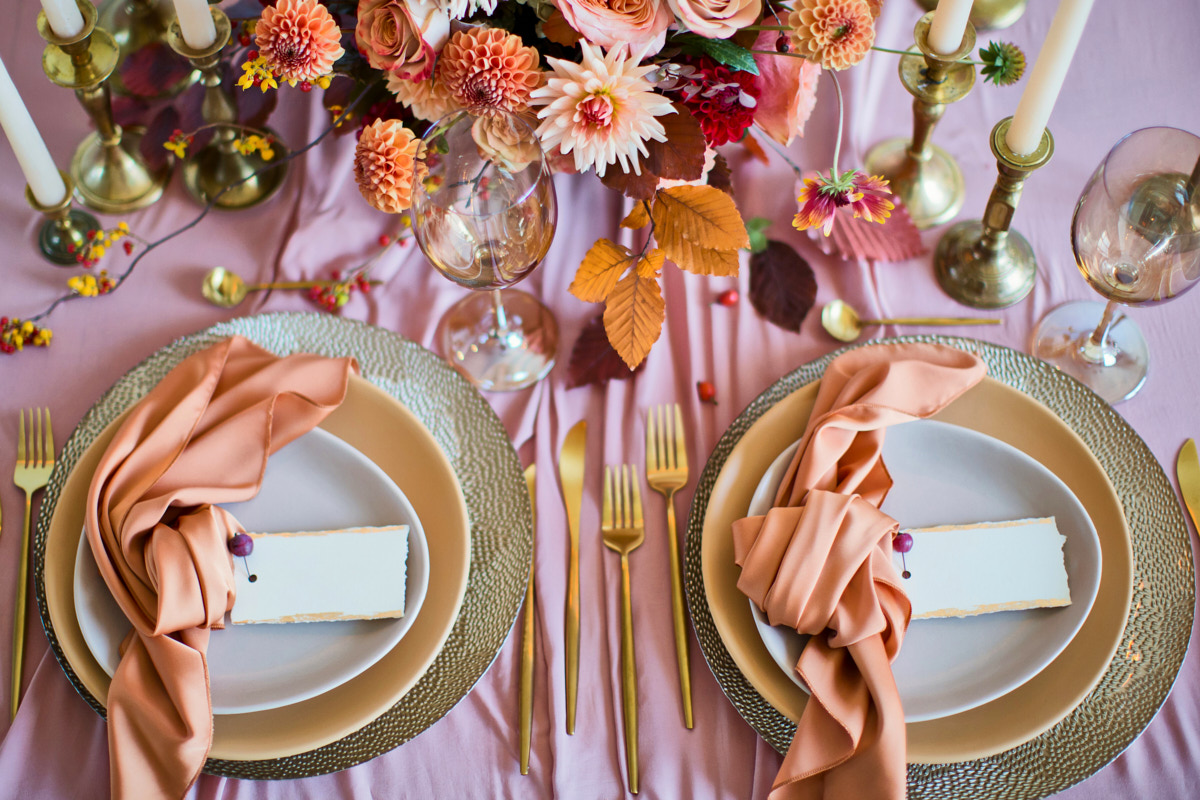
[556,0,673,56]
[752,31,822,146]
[667,0,761,39]
[355,0,451,81]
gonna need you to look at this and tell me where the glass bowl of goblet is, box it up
[1032,126,1200,403]
[410,108,558,392]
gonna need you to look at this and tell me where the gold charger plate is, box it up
[685,337,1194,798]
[35,313,533,779]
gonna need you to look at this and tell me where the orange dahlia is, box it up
[354,119,423,214]
[255,0,345,84]
[789,0,876,71]
[386,73,462,122]
[436,28,542,113]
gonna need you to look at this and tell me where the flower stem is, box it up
[870,45,984,66]
[748,50,812,60]
[743,25,791,31]
[830,71,844,176]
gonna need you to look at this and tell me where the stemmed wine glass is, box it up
[1032,127,1200,403]
[410,108,558,391]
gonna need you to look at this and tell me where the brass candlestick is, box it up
[166,8,289,211]
[863,13,975,229]
[26,170,100,266]
[38,0,170,213]
[914,0,1028,31]
[934,117,1054,308]
[99,0,198,99]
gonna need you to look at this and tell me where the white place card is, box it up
[230,525,409,625]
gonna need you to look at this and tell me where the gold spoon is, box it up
[821,299,1001,342]
[202,266,380,308]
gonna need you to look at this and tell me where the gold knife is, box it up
[1177,439,1200,531]
[559,420,587,735]
[519,464,536,774]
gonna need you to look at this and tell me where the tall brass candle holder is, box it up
[933,117,1053,308]
[99,0,198,99]
[863,13,975,229]
[914,0,1028,31]
[166,7,289,211]
[38,0,171,213]
[27,170,101,266]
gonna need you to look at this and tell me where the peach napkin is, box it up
[84,337,358,800]
[732,343,986,799]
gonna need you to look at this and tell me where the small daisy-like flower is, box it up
[789,0,877,71]
[437,28,542,113]
[978,41,1026,87]
[386,73,462,122]
[233,134,277,160]
[793,170,894,237]
[255,0,344,85]
[530,42,676,178]
[354,119,424,214]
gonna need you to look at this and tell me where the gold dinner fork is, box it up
[12,408,54,720]
[602,465,644,795]
[645,404,693,729]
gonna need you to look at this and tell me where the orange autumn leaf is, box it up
[663,239,740,276]
[651,185,748,275]
[570,238,635,303]
[541,10,583,47]
[621,202,651,230]
[636,248,665,279]
[603,269,665,369]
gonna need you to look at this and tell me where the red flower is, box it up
[793,170,894,237]
[677,58,760,147]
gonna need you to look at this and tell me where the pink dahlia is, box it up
[529,42,675,178]
[255,0,345,84]
[793,170,894,237]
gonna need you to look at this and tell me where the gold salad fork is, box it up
[12,408,54,720]
[645,404,693,729]
[602,465,644,795]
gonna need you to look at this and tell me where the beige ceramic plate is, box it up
[699,375,1133,764]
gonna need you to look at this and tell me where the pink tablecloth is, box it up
[2,1,1199,797]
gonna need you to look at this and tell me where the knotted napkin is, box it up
[732,343,986,799]
[84,337,358,799]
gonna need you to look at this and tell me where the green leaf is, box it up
[745,217,772,254]
[671,33,760,76]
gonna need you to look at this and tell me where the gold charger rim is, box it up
[684,336,1194,799]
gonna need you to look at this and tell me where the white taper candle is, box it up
[1006,0,1096,156]
[0,54,68,207]
[171,0,218,51]
[928,0,974,56]
[38,0,85,39]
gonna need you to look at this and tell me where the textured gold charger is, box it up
[35,313,532,779]
[685,337,1194,798]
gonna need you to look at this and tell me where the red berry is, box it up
[893,532,914,554]
[86,229,97,240]
[300,81,313,93]
[696,380,718,404]
[238,33,252,47]
[247,50,259,61]
[378,234,391,247]
[229,532,254,557]
[715,289,739,306]
[66,244,75,253]
[360,281,371,294]
[331,269,342,280]
[253,75,263,86]
[123,241,134,255]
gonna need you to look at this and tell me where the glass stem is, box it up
[492,289,509,337]
[1080,300,1121,367]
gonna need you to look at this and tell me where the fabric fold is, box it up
[732,343,986,800]
[84,336,358,799]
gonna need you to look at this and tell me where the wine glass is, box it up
[1032,127,1200,403]
[410,108,559,392]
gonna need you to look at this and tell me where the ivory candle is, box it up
[38,0,85,39]
[1006,0,1096,156]
[928,0,973,56]
[0,54,67,207]
[171,0,218,50]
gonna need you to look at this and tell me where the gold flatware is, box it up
[645,404,693,729]
[602,464,644,795]
[201,266,381,308]
[12,408,54,720]
[821,299,1001,342]
[519,463,537,775]
[558,420,586,735]
[1177,439,1200,531]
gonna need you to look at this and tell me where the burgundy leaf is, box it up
[139,105,181,172]
[707,152,734,196]
[600,165,659,201]
[642,105,706,182]
[118,42,195,100]
[232,60,280,131]
[749,239,818,332]
[566,314,646,388]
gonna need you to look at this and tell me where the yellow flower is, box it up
[33,328,52,346]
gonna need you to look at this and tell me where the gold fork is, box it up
[645,404,693,729]
[602,465,644,795]
[12,408,54,720]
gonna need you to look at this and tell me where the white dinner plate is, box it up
[747,419,1101,722]
[73,427,430,715]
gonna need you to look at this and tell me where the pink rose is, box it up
[355,0,451,81]
[667,0,761,39]
[752,31,822,146]
[557,0,673,56]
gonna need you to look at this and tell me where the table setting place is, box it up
[0,0,1198,799]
